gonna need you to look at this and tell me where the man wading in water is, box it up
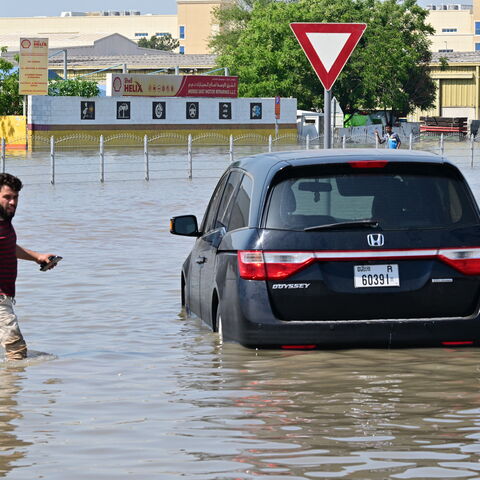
[0,173,59,360]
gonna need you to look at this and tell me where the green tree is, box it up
[48,78,99,97]
[211,0,436,118]
[0,47,22,115]
[137,34,180,51]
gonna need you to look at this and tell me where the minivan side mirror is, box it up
[170,215,201,237]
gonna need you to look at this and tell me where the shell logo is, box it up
[113,77,122,92]
[21,39,31,49]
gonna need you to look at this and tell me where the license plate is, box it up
[354,264,400,288]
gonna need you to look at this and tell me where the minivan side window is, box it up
[228,175,253,231]
[201,174,229,233]
[216,171,243,230]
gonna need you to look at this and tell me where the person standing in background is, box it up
[375,124,402,149]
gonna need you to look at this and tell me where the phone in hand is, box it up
[40,255,63,271]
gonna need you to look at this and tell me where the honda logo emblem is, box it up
[367,233,384,247]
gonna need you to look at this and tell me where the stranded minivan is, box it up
[170,149,480,349]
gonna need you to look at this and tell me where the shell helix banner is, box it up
[106,74,239,98]
[19,38,49,95]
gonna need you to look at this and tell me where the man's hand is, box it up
[35,253,56,265]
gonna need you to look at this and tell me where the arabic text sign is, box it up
[107,74,239,98]
[19,38,49,95]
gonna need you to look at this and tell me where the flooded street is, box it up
[1,145,480,479]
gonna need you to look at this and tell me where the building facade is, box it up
[0,0,229,55]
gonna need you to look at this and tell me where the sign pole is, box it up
[324,88,332,149]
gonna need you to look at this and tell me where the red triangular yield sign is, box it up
[290,23,367,91]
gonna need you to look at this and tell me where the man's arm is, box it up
[16,245,54,265]
[374,130,385,144]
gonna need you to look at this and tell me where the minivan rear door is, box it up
[260,162,480,321]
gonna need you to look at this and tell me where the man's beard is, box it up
[0,204,14,221]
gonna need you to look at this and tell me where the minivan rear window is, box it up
[265,163,479,230]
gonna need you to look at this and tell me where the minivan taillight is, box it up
[438,248,480,275]
[238,251,315,280]
[238,247,480,281]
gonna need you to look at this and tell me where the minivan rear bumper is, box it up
[223,279,480,349]
[235,316,480,349]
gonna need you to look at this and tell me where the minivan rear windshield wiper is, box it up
[304,220,379,232]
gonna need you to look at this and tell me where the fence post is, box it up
[440,133,445,156]
[306,134,310,150]
[99,135,105,183]
[375,134,379,149]
[409,133,413,150]
[268,135,272,153]
[1,138,5,173]
[187,134,193,179]
[50,136,55,185]
[229,135,234,163]
[342,135,346,149]
[471,134,475,168]
[144,135,149,181]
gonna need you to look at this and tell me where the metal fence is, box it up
[1,131,479,185]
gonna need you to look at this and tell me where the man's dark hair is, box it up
[0,173,23,192]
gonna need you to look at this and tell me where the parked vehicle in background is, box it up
[170,149,480,349]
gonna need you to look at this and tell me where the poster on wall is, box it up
[152,102,166,120]
[186,102,199,120]
[107,74,239,98]
[80,101,95,120]
[219,102,232,120]
[250,103,262,120]
[19,38,49,95]
[117,101,131,120]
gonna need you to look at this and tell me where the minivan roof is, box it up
[232,148,447,178]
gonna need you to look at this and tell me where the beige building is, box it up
[427,5,474,52]
[0,0,229,55]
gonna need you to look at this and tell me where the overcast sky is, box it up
[3,0,178,17]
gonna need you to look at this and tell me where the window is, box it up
[201,174,229,233]
[229,175,253,231]
[438,49,454,53]
[476,43,480,51]
[156,32,168,36]
[179,25,185,39]
[179,46,185,54]
[476,21,480,35]
[135,33,148,37]
[265,165,478,231]
[442,28,457,33]
[216,172,243,230]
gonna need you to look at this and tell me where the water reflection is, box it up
[0,364,30,477]
[170,339,480,479]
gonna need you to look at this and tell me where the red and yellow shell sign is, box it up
[108,74,238,98]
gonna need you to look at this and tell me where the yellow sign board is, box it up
[19,38,49,95]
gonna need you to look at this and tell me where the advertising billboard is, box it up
[19,38,49,95]
[107,74,238,98]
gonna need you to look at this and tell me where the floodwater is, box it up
[1,143,480,479]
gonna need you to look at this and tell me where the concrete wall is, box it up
[27,96,297,147]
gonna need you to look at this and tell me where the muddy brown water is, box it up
[1,145,480,479]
